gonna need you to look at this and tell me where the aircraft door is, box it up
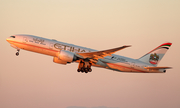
[131,62,135,67]
[23,37,28,43]
[49,43,54,49]
[130,62,136,72]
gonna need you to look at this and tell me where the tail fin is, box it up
[138,43,172,66]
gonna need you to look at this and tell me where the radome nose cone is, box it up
[6,38,10,42]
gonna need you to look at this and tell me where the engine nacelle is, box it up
[56,50,77,63]
[53,57,67,65]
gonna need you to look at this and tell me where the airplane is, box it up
[6,34,172,73]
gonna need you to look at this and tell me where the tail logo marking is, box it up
[149,53,159,64]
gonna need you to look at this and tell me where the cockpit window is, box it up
[10,36,15,38]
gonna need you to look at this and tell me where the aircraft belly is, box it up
[10,42,24,50]
[106,62,148,73]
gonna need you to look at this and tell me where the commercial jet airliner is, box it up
[6,34,172,73]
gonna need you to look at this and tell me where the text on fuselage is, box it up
[54,43,90,53]
[29,38,46,45]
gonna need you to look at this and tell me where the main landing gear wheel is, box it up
[77,69,81,72]
[81,68,85,72]
[88,68,92,72]
[85,68,89,73]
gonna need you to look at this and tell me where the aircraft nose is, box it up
[6,37,10,42]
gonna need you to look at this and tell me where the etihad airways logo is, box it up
[54,43,90,53]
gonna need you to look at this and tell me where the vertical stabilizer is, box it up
[138,43,172,66]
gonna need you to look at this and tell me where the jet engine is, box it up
[53,57,67,65]
[54,50,77,64]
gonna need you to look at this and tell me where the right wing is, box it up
[76,45,131,60]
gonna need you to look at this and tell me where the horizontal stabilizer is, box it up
[144,67,172,70]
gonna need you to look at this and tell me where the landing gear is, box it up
[77,69,81,72]
[85,68,89,73]
[16,52,19,56]
[16,49,20,56]
[88,68,92,72]
[77,60,92,73]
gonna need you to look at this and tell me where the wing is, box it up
[76,45,131,60]
[144,67,172,70]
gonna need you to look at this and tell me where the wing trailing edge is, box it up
[76,45,131,59]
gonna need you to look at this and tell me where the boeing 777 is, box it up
[6,34,172,73]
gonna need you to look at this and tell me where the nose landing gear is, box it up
[77,60,92,73]
[16,49,20,56]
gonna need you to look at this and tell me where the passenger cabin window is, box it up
[10,36,15,38]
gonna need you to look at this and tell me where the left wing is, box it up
[76,45,131,60]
